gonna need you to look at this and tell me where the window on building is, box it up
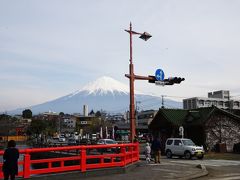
[205,100,211,106]
[224,102,229,107]
[183,101,188,109]
[218,101,223,106]
[199,100,204,106]
[192,99,197,109]
[212,101,217,106]
[234,101,240,107]
[188,100,191,109]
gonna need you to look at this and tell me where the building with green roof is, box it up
[149,106,240,152]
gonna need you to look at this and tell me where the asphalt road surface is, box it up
[169,158,240,180]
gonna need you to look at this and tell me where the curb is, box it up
[139,157,208,180]
[177,164,208,180]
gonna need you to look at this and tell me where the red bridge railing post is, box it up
[81,147,86,172]
[23,149,31,178]
[121,145,126,166]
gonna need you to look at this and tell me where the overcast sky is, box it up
[1,0,240,112]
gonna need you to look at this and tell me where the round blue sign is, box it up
[155,69,165,81]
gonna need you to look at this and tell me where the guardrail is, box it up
[0,143,139,179]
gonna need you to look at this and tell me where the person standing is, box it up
[2,140,19,180]
[145,142,151,163]
[151,137,161,163]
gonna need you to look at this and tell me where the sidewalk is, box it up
[30,157,208,180]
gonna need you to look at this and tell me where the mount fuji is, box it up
[10,76,182,115]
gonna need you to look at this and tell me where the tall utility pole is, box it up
[129,23,135,142]
[125,23,185,142]
[125,23,152,142]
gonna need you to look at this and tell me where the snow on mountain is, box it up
[67,76,143,98]
[8,76,182,115]
[81,76,129,95]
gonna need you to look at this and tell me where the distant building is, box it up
[83,105,88,117]
[183,90,240,110]
[106,114,125,122]
[41,111,59,121]
[62,117,76,128]
[114,110,157,135]
[136,110,158,128]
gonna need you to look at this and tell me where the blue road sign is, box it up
[155,69,165,81]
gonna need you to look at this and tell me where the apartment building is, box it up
[183,90,240,110]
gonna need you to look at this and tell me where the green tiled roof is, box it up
[152,106,240,127]
[185,107,214,125]
[160,109,188,126]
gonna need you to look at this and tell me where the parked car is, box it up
[165,138,204,159]
[59,136,66,142]
[78,138,91,145]
[97,139,118,145]
[47,137,59,144]
[96,139,120,153]
[68,138,77,145]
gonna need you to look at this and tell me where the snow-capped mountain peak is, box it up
[8,76,182,115]
[80,76,129,95]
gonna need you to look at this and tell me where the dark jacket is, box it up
[151,139,161,151]
[2,147,19,175]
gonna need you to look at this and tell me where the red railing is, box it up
[0,143,139,179]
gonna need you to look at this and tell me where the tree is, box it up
[26,119,47,138]
[0,114,17,136]
[26,117,58,139]
[95,111,102,117]
[22,109,32,119]
[59,112,64,116]
[79,116,113,136]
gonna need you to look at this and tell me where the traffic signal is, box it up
[148,75,185,85]
[166,77,185,85]
[148,75,157,83]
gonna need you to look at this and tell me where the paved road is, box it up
[165,158,240,180]
[141,156,240,180]
[196,165,240,180]
[169,158,240,180]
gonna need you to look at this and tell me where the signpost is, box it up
[155,69,165,81]
[155,69,165,86]
[179,126,184,139]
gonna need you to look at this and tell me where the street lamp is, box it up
[125,23,152,142]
